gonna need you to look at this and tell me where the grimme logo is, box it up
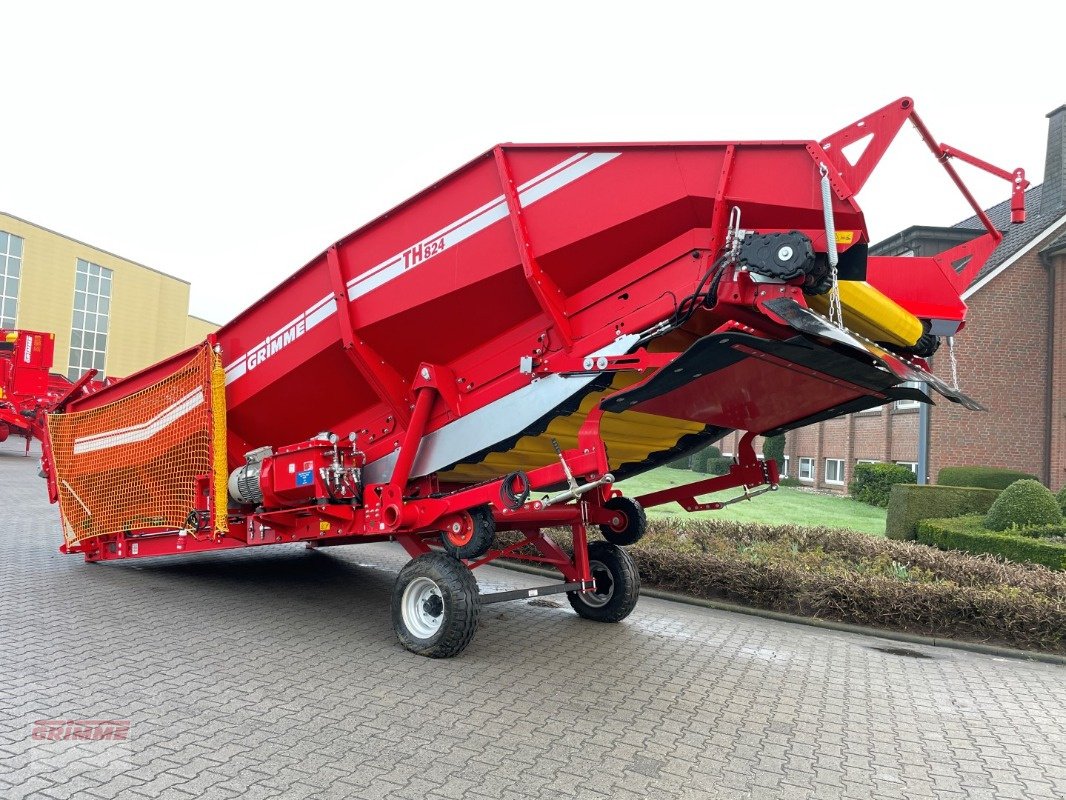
[31,719,131,741]
[247,318,306,370]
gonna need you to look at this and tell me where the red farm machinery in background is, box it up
[0,329,104,454]
[40,98,1027,657]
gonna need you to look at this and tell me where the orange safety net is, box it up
[47,344,229,544]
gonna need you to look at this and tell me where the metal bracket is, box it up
[493,147,575,349]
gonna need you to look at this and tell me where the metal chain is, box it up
[947,335,959,390]
[819,164,845,329]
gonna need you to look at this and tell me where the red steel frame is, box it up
[50,99,1026,605]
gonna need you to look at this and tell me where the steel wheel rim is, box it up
[402,576,445,639]
[580,559,614,608]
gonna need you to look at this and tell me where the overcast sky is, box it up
[3,1,1060,325]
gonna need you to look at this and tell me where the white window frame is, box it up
[895,380,921,410]
[896,461,918,474]
[68,259,113,381]
[780,455,790,478]
[824,458,845,485]
[858,404,884,414]
[0,230,23,329]
[798,457,814,482]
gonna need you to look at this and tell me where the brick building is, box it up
[718,104,1066,492]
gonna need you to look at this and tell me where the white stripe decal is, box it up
[73,389,205,455]
[225,150,620,384]
[346,151,621,302]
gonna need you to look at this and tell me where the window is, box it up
[896,461,918,474]
[858,404,883,414]
[0,230,23,328]
[825,458,845,485]
[68,259,112,380]
[781,455,790,478]
[798,457,814,481]
[895,380,921,410]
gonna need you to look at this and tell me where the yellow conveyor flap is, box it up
[806,281,922,347]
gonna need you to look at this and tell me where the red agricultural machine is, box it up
[40,98,1026,656]
[0,329,102,454]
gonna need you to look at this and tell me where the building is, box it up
[718,103,1066,492]
[0,212,217,380]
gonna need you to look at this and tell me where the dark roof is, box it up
[953,183,1065,285]
[1042,228,1066,259]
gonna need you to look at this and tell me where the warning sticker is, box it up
[296,469,314,486]
[835,231,855,244]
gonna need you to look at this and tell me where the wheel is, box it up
[392,552,480,657]
[598,496,647,546]
[440,505,496,560]
[568,540,640,623]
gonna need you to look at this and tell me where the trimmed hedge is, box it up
[503,518,1066,652]
[1057,486,1066,513]
[885,483,1000,541]
[692,445,731,476]
[917,515,1066,571]
[984,479,1063,531]
[849,462,916,508]
[938,466,1038,490]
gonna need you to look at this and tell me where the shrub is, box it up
[938,466,1038,490]
[1058,486,1066,513]
[505,518,1066,652]
[692,445,731,476]
[885,484,1001,540]
[918,515,1066,571]
[761,434,785,466]
[666,453,693,470]
[984,479,1063,531]
[849,462,916,508]
[779,477,801,487]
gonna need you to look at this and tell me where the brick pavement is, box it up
[1,439,1064,799]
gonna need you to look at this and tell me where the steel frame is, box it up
[47,99,1027,623]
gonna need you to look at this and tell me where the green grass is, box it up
[617,466,887,536]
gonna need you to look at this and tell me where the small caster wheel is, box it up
[568,540,640,623]
[440,505,496,560]
[392,552,480,657]
[598,496,647,546]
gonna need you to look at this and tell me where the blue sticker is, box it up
[296,469,314,486]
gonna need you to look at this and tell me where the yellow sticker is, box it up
[319,521,331,532]
[836,231,854,244]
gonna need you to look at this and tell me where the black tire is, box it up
[568,541,640,623]
[598,496,647,546]
[392,552,480,657]
[440,505,496,560]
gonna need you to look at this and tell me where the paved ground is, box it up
[1,439,1065,800]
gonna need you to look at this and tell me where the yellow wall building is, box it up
[0,212,217,380]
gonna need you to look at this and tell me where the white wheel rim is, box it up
[580,559,614,608]
[402,576,445,639]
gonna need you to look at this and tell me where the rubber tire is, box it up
[440,505,496,560]
[568,541,640,623]
[598,496,647,546]
[392,552,480,658]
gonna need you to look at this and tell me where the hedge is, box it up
[937,466,1038,490]
[1057,486,1066,513]
[885,484,1001,541]
[984,479,1063,531]
[849,462,916,507]
[502,518,1066,652]
[917,515,1066,571]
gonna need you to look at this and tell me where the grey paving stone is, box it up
[1,438,1065,800]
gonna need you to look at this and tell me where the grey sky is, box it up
[3,1,1059,324]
